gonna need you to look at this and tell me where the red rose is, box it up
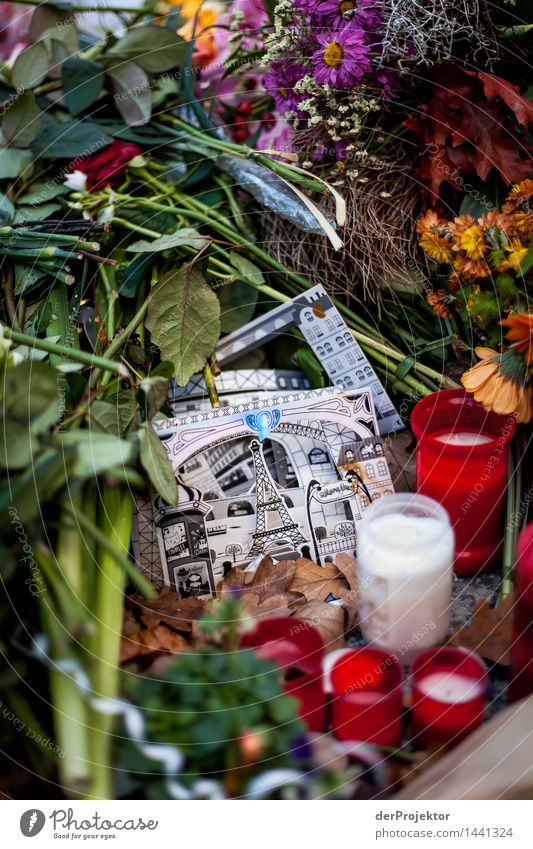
[67,140,143,192]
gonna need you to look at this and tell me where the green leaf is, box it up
[295,346,325,389]
[11,42,49,90]
[138,376,169,420]
[14,203,61,223]
[62,57,104,115]
[495,273,519,299]
[107,26,186,73]
[218,279,258,333]
[229,251,265,285]
[89,396,136,437]
[145,265,221,386]
[127,227,208,253]
[467,290,501,326]
[13,264,49,296]
[0,147,33,179]
[1,93,42,147]
[33,120,112,159]
[0,192,14,224]
[18,180,70,205]
[2,361,60,427]
[0,448,68,522]
[56,431,137,478]
[107,62,151,127]
[139,423,178,506]
[0,419,38,470]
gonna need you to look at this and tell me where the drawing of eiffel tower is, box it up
[248,439,307,556]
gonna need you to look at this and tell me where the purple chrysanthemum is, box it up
[263,61,306,112]
[312,27,372,88]
[314,0,384,30]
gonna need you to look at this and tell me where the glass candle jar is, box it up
[508,523,533,703]
[411,647,488,748]
[240,617,326,732]
[411,389,516,575]
[357,493,454,658]
[330,648,403,746]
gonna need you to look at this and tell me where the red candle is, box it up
[240,617,326,732]
[411,389,516,575]
[330,649,403,746]
[509,523,533,703]
[411,647,488,748]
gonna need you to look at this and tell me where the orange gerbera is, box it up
[501,312,533,365]
[453,255,491,279]
[461,346,531,422]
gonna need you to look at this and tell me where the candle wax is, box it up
[418,671,482,704]
[358,512,453,652]
[434,431,493,446]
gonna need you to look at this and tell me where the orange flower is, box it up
[459,224,486,260]
[427,289,453,319]
[497,239,529,273]
[461,346,531,422]
[453,255,491,279]
[503,179,533,214]
[501,312,533,365]
[417,211,453,263]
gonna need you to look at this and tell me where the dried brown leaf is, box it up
[448,594,514,666]
[120,623,190,663]
[130,585,205,632]
[297,600,346,651]
[289,557,346,603]
[383,430,417,493]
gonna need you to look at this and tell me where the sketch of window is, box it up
[227,501,254,517]
[304,310,313,322]
[377,460,388,477]
[336,335,346,348]
[324,342,333,354]
[309,447,330,465]
[365,463,375,478]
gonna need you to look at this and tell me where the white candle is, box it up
[417,671,482,704]
[434,431,493,446]
[357,494,454,657]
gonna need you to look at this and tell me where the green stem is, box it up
[2,327,129,376]
[202,360,221,407]
[90,485,132,800]
[47,285,70,367]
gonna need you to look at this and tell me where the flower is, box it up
[417,210,453,263]
[263,62,306,113]
[427,289,453,319]
[498,239,529,273]
[459,224,486,260]
[314,0,384,30]
[65,141,143,192]
[503,178,533,214]
[501,312,533,365]
[461,346,531,422]
[312,27,372,89]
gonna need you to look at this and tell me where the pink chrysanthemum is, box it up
[312,27,372,88]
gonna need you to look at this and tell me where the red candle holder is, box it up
[240,617,326,732]
[330,648,403,746]
[411,647,488,749]
[411,389,516,575]
[509,523,533,703]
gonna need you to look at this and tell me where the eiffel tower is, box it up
[248,439,307,556]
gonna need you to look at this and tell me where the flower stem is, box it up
[2,326,129,376]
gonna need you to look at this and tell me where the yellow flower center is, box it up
[324,42,344,68]
[279,85,288,98]
[340,0,356,13]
